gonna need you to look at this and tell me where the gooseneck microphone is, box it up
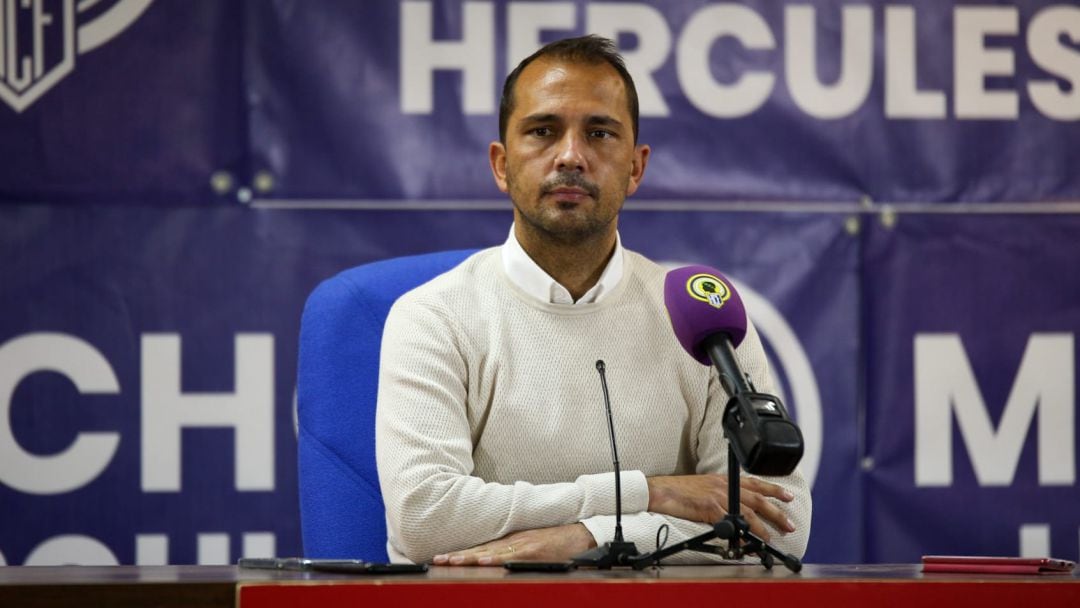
[597,360,627,545]
[571,359,640,568]
[663,266,803,476]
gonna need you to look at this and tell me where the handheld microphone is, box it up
[571,360,640,568]
[664,266,804,476]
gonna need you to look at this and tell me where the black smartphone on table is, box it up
[504,561,576,573]
[238,558,427,574]
[310,562,428,574]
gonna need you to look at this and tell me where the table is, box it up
[1,563,1077,607]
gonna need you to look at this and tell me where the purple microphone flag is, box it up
[664,265,748,365]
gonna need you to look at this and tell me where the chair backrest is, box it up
[297,249,479,560]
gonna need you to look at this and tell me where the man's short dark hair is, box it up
[498,35,639,144]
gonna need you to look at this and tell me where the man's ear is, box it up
[625,144,651,197]
[489,141,509,193]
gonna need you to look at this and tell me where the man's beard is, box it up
[508,172,618,244]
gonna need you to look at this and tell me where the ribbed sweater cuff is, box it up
[577,470,648,543]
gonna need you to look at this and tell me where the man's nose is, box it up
[554,132,587,172]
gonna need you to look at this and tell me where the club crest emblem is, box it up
[0,0,153,113]
[686,273,731,309]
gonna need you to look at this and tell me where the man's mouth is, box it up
[541,174,600,202]
[546,187,591,202]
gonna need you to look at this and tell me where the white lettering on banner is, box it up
[506,2,574,74]
[131,531,276,565]
[0,0,66,92]
[1018,525,1080,559]
[914,333,1075,487]
[586,3,671,117]
[140,334,275,492]
[399,2,1080,121]
[885,6,946,119]
[955,7,1020,119]
[24,534,119,566]
[785,5,873,120]
[1019,523,1051,557]
[243,532,276,559]
[0,0,152,113]
[197,533,230,565]
[400,0,495,114]
[1027,7,1080,121]
[136,534,168,565]
[0,333,121,494]
[677,4,775,118]
[0,531,278,566]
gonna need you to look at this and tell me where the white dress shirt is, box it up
[500,225,625,305]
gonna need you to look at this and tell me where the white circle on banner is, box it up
[78,0,156,53]
[24,535,119,566]
[661,262,822,487]
[735,280,822,487]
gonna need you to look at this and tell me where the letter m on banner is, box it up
[0,0,75,113]
[914,333,1075,487]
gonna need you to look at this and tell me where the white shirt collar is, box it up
[501,225,625,305]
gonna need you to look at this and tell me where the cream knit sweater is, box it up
[376,247,811,564]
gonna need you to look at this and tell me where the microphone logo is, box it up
[686,273,731,309]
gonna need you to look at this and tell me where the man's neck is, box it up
[514,224,617,301]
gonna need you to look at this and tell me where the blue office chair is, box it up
[297,249,479,560]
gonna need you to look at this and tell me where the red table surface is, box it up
[238,563,1080,608]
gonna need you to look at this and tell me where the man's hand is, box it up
[646,474,796,540]
[432,523,596,566]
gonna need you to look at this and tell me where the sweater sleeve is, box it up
[582,320,813,564]
[375,296,646,563]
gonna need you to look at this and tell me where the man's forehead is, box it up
[511,57,628,116]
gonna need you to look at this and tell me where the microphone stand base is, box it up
[572,541,641,569]
[629,445,802,573]
[630,515,801,573]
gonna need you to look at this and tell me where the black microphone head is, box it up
[596,359,605,372]
[723,394,804,476]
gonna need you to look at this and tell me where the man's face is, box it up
[490,58,649,244]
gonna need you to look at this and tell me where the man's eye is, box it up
[531,127,553,137]
[590,130,614,139]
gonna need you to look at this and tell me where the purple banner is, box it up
[1,1,1076,204]
[0,1,247,205]
[863,213,1080,561]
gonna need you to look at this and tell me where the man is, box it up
[376,35,811,565]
